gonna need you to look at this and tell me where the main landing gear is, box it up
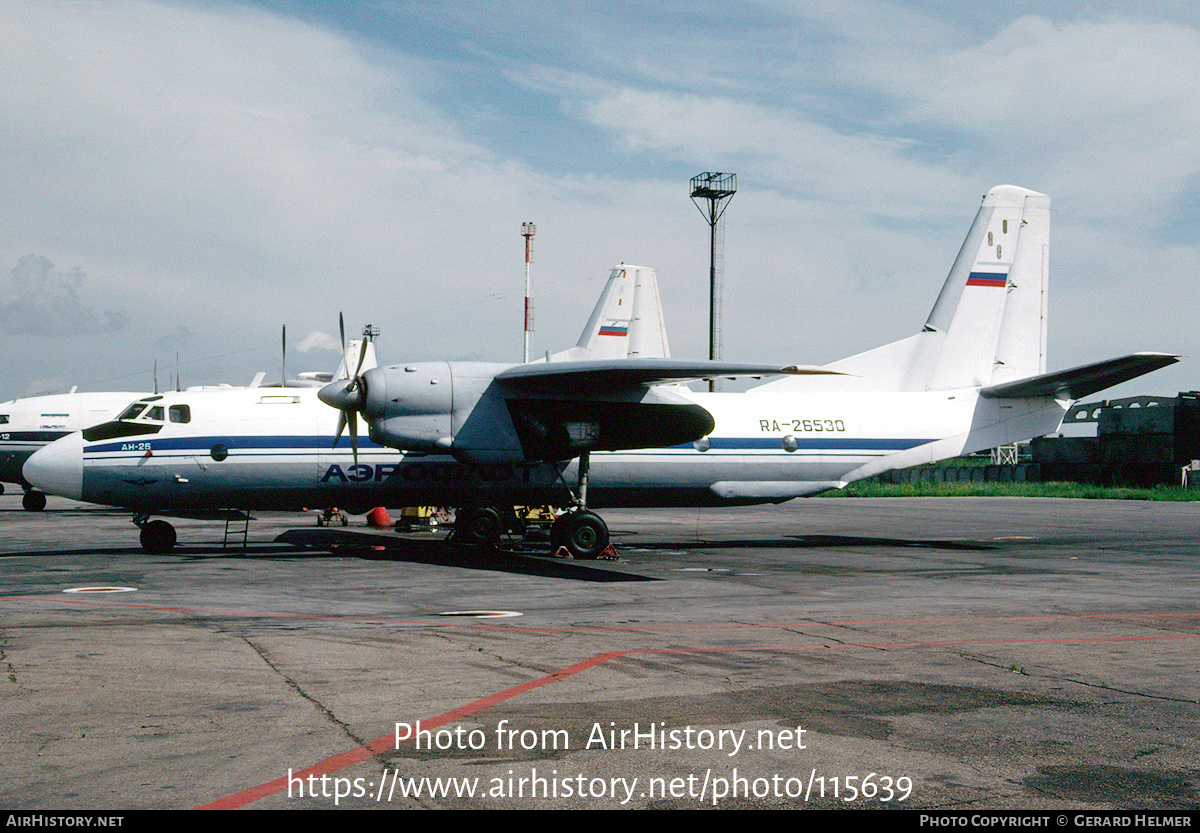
[451,505,610,559]
[549,509,609,559]
[451,451,613,559]
[551,450,612,558]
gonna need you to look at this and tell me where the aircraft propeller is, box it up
[319,313,372,462]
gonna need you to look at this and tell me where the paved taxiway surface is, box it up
[1,494,1197,810]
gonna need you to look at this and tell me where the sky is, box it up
[1,0,1197,402]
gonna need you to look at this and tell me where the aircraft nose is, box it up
[23,432,84,501]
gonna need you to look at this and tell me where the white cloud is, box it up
[297,330,340,353]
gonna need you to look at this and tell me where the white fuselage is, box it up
[23,383,1068,514]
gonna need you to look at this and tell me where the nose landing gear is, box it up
[134,516,177,554]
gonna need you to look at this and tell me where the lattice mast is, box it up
[522,221,536,363]
[690,173,736,391]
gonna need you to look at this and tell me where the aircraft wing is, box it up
[980,353,1179,401]
[481,360,835,460]
[495,359,837,393]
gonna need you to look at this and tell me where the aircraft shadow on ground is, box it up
[1,531,657,582]
[265,528,659,582]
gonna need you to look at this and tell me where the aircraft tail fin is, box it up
[823,185,1050,391]
[335,339,377,380]
[547,264,670,362]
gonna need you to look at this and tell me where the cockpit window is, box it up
[0,415,8,424]
[169,404,191,423]
[81,420,162,442]
[144,406,165,421]
[117,403,147,420]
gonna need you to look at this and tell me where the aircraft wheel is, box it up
[457,506,502,546]
[558,511,608,559]
[0,482,5,495]
[22,490,46,512]
[140,520,177,554]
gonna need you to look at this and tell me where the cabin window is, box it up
[0,415,8,424]
[169,404,191,424]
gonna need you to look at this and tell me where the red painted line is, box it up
[195,650,631,810]
[194,632,1200,809]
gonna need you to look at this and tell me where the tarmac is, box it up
[1,494,1197,810]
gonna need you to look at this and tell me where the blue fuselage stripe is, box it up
[82,434,933,458]
[85,435,385,455]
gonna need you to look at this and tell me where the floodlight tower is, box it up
[522,221,536,363]
[690,172,736,391]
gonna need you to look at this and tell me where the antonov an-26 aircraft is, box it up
[22,264,712,553]
[25,186,1177,557]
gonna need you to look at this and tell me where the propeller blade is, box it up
[333,410,346,448]
[323,313,367,462]
[281,324,287,387]
[351,337,369,387]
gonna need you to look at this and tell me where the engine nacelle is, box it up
[361,362,526,462]
[353,361,715,465]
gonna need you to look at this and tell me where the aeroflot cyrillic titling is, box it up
[321,461,543,484]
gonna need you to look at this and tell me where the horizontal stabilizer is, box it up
[496,359,837,393]
[980,353,1178,401]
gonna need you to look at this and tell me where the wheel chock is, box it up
[551,542,619,561]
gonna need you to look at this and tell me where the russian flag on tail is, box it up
[965,271,1007,288]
